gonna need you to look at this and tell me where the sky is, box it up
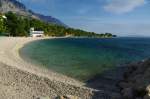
[19,0,150,36]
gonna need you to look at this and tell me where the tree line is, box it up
[0,12,116,37]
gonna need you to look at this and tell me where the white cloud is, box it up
[104,0,145,14]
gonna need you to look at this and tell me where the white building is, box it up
[30,27,44,37]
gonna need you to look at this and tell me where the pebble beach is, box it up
[0,37,95,99]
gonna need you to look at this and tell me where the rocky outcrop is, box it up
[0,0,66,26]
[119,59,150,99]
[89,58,150,99]
[0,0,27,14]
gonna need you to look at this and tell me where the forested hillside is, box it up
[0,12,116,37]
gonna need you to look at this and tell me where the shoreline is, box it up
[0,37,98,99]
[1,37,83,86]
[1,37,149,98]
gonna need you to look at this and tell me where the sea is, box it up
[20,37,150,81]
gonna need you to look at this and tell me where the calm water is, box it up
[20,37,150,81]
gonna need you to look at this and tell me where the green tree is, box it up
[5,12,19,36]
[0,14,6,35]
[5,12,29,36]
[3,12,116,37]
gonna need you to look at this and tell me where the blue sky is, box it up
[19,0,150,36]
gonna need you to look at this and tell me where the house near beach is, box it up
[30,27,44,37]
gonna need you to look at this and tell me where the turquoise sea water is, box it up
[20,37,150,81]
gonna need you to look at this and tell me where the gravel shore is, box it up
[0,37,95,99]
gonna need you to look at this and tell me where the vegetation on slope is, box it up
[0,12,116,37]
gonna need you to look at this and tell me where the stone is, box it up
[146,85,150,96]
[66,95,80,99]
[119,82,130,89]
[136,97,142,99]
[56,95,80,99]
[144,95,150,99]
[110,92,122,99]
[122,88,134,99]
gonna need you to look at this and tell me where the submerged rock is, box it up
[119,59,150,99]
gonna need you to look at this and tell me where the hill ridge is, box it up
[0,0,66,26]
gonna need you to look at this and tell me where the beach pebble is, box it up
[146,85,150,96]
[144,95,150,99]
[56,95,80,99]
[122,88,134,99]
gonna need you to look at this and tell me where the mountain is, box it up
[0,0,66,26]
